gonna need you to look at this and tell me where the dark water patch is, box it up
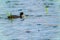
[37,24,41,25]
[44,3,48,5]
[11,1,20,2]
[6,1,11,3]
[8,6,15,8]
[11,39,20,40]
[49,0,54,1]
[0,17,2,19]
[25,15,34,17]
[25,15,29,16]
[44,15,52,16]
[28,9,33,12]
[39,39,50,40]
[19,3,24,5]
[20,19,24,21]
[44,3,54,5]
[45,5,50,8]
[47,25,58,29]
[42,0,45,1]
[43,39,50,40]
[18,9,22,11]
[30,15,34,16]
[36,15,42,17]
[6,1,20,3]
[14,3,19,5]
[14,3,24,5]
[25,30,31,33]
[49,3,54,5]
[38,30,40,32]
[52,25,58,28]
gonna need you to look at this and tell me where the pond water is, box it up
[0,0,60,40]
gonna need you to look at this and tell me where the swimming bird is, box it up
[8,12,24,19]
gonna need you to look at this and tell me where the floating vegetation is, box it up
[44,3,49,14]
[6,11,12,16]
[45,7,48,14]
